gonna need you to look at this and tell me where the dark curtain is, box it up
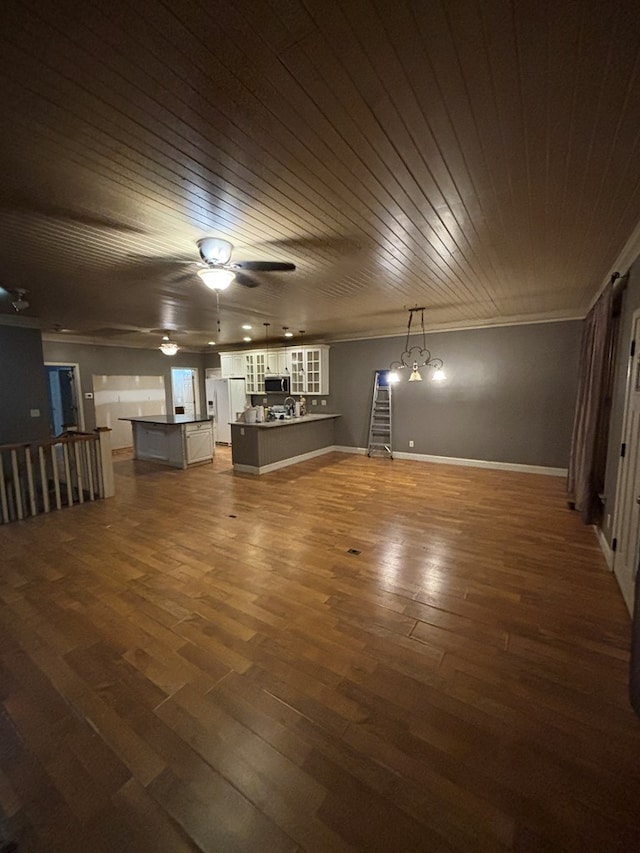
[567,282,614,524]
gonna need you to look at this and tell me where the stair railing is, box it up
[0,427,114,525]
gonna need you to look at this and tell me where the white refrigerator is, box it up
[206,378,248,444]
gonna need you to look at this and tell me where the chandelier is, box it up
[159,334,179,356]
[389,307,445,383]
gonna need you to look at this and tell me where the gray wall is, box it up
[329,320,581,468]
[0,323,51,443]
[41,340,208,431]
[602,255,640,541]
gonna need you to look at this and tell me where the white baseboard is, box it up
[233,445,334,475]
[594,525,614,571]
[334,445,566,476]
[333,445,367,455]
[236,444,567,477]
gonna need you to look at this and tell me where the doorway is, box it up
[45,363,84,435]
[171,368,200,418]
[612,309,640,615]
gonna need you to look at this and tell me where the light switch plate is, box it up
[30,408,40,417]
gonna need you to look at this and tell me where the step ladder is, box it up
[367,370,393,459]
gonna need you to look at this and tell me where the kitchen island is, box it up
[121,414,214,469]
[231,413,340,474]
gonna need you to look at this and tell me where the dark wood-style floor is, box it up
[0,448,639,852]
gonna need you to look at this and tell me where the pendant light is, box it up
[388,307,444,383]
[264,322,271,372]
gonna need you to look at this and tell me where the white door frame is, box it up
[611,308,640,615]
[44,362,85,431]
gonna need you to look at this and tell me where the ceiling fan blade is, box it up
[234,272,260,288]
[232,261,295,272]
[1,192,146,233]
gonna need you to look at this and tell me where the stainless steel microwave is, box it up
[264,375,290,394]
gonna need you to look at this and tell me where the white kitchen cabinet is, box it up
[185,421,214,464]
[265,348,289,375]
[223,346,328,395]
[220,353,246,378]
[289,346,329,395]
[245,351,266,394]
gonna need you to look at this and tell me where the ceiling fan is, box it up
[0,286,30,312]
[194,238,295,291]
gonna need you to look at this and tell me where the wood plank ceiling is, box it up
[0,0,639,349]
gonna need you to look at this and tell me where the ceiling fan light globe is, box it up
[197,268,235,290]
[159,341,179,356]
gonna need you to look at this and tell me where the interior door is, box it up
[171,368,197,418]
[46,365,79,434]
[613,312,640,614]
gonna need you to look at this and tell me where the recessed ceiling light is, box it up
[243,336,252,342]
[283,326,293,338]
[207,341,216,346]
[242,324,252,330]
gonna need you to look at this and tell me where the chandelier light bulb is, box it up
[408,363,423,382]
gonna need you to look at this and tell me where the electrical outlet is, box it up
[409,440,414,448]
[262,398,267,404]
[30,408,40,418]
[321,399,327,406]
[240,427,245,436]
[312,399,318,406]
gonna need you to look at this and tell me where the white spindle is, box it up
[24,447,37,516]
[0,454,9,523]
[10,448,23,521]
[62,443,73,507]
[74,441,84,504]
[51,444,62,510]
[38,446,50,513]
[85,440,95,501]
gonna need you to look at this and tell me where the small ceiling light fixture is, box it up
[243,336,252,342]
[242,324,252,330]
[207,340,216,346]
[11,288,30,312]
[282,326,293,338]
[264,322,271,372]
[159,334,179,356]
[197,268,235,291]
[388,307,444,384]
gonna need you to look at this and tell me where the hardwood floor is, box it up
[0,448,639,852]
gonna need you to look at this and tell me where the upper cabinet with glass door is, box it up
[220,345,328,394]
[289,346,329,395]
[245,351,267,394]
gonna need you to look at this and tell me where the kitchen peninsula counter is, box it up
[121,414,214,469]
[231,413,340,474]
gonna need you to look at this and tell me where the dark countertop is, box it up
[231,413,340,429]
[120,414,213,425]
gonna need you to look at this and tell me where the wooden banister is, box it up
[0,428,114,524]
